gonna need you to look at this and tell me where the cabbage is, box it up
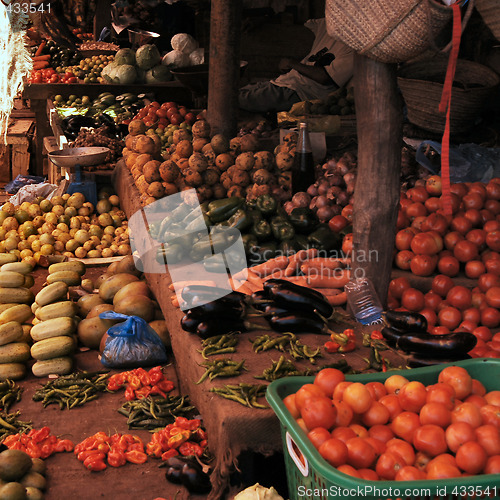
[162,50,189,68]
[171,33,198,54]
[114,48,136,66]
[145,65,172,84]
[102,62,119,83]
[114,64,137,85]
[189,48,205,66]
[135,44,161,70]
[234,484,284,500]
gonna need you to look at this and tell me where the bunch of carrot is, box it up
[169,249,351,308]
[32,40,51,70]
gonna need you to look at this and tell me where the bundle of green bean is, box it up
[250,332,322,363]
[32,371,110,409]
[118,395,195,430]
[210,383,268,409]
[0,411,32,441]
[196,359,246,385]
[255,356,316,381]
[0,380,23,412]
[198,334,239,359]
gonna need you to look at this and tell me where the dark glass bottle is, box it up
[292,122,315,194]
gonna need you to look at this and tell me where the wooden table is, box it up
[112,161,408,499]
[23,83,192,177]
[0,119,34,183]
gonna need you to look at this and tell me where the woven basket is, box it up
[397,57,500,134]
[476,0,500,41]
[326,0,466,64]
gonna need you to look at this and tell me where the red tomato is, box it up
[456,441,488,474]
[464,260,486,279]
[410,232,439,255]
[438,306,462,330]
[420,402,452,428]
[464,208,482,227]
[431,325,451,335]
[486,230,500,252]
[301,396,337,431]
[398,381,427,413]
[375,450,406,480]
[437,255,460,277]
[307,427,331,450]
[345,437,377,469]
[410,254,438,276]
[451,402,483,428]
[485,257,500,275]
[401,288,425,311]
[395,228,415,251]
[424,291,443,311]
[445,422,477,453]
[424,196,441,213]
[422,212,449,235]
[480,404,500,428]
[486,180,500,200]
[333,400,353,427]
[444,231,464,251]
[328,215,348,233]
[407,186,429,203]
[418,307,437,328]
[485,456,500,475]
[476,424,500,456]
[472,326,492,342]
[446,286,472,310]
[318,438,348,467]
[432,275,455,297]
[485,286,500,308]
[391,411,421,442]
[481,307,500,328]
[406,202,428,219]
[453,240,479,262]
[466,228,487,251]
[451,183,468,198]
[394,250,414,270]
[379,394,403,422]
[368,424,394,444]
[342,383,373,414]
[331,426,357,443]
[169,114,183,125]
[440,192,462,213]
[294,384,325,411]
[361,401,390,427]
[451,215,473,235]
[438,365,473,400]
[425,175,442,195]
[413,425,447,457]
[485,199,500,215]
[283,394,300,419]
[313,368,345,398]
[484,220,500,232]
[478,273,500,292]
[388,277,411,300]
[463,192,485,211]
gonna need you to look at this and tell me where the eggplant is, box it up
[383,310,428,332]
[181,285,245,308]
[264,279,333,318]
[180,314,200,333]
[263,305,294,316]
[164,456,211,494]
[196,318,247,338]
[397,331,477,358]
[186,299,245,319]
[381,326,410,347]
[407,354,472,368]
[267,311,328,334]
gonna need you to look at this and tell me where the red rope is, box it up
[438,2,462,215]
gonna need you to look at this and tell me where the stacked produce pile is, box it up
[123,118,297,206]
[0,189,130,266]
[30,262,85,377]
[0,262,35,381]
[70,125,124,166]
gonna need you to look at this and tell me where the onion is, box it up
[316,205,336,222]
[335,157,350,176]
[283,201,295,215]
[343,172,356,185]
[326,186,342,201]
[328,173,344,187]
[317,179,330,196]
[343,151,357,167]
[307,184,319,197]
[291,192,311,208]
[346,180,356,196]
[314,195,329,209]
[336,190,350,206]
[323,159,337,173]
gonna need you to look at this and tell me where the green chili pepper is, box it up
[226,208,251,231]
[206,197,244,223]
[278,239,301,257]
[289,207,319,234]
[251,220,272,241]
[157,243,184,265]
[270,217,295,241]
[307,223,342,252]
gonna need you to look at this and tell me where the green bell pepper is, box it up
[270,216,295,241]
[289,207,319,234]
[206,197,244,223]
[203,256,229,274]
[307,224,342,253]
[189,230,238,261]
[255,194,278,217]
[156,243,183,265]
[278,239,301,257]
[226,208,252,231]
[252,220,272,241]
[242,234,258,253]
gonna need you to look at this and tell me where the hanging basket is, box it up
[476,0,500,41]
[397,57,500,134]
[325,0,473,64]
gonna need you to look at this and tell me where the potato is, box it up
[254,150,275,171]
[114,295,155,322]
[87,303,114,318]
[112,280,150,305]
[78,316,116,349]
[191,119,210,138]
[188,152,208,173]
[159,160,180,183]
[276,152,295,171]
[232,170,251,187]
[143,161,161,183]
[202,168,220,186]
[235,152,255,171]
[99,273,140,303]
[147,181,165,199]
[77,293,105,317]
[175,139,193,158]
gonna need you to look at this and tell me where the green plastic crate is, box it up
[266,358,500,500]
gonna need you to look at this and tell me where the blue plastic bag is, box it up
[99,311,168,368]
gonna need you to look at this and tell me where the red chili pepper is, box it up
[381,356,388,372]
[53,439,74,453]
[148,386,167,398]
[134,386,152,399]
[178,441,204,457]
[124,386,136,401]
[344,328,356,339]
[370,330,384,340]
[25,441,41,459]
[3,435,19,447]
[146,442,163,458]
[31,426,50,444]
[39,443,54,459]
[155,379,174,393]
[338,339,356,353]
[160,449,178,461]
[126,442,145,453]
[148,366,163,384]
[127,375,141,390]
[107,446,127,468]
[167,430,190,449]
[107,373,126,391]
[135,368,151,386]
[84,454,107,471]
[324,340,340,353]
[78,449,104,462]
[174,417,200,431]
[124,450,147,464]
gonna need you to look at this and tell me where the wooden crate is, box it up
[0,119,34,182]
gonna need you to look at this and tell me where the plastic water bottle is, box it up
[344,277,383,325]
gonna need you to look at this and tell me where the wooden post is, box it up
[352,55,403,306]
[93,0,112,41]
[206,0,242,137]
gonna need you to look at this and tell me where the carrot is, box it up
[241,279,263,293]
[168,280,217,291]
[263,269,287,281]
[305,270,351,289]
[33,54,50,61]
[242,255,289,278]
[283,249,304,277]
[313,288,344,296]
[325,291,347,306]
[234,282,253,295]
[170,294,180,308]
[34,40,46,57]
[33,60,49,70]
[301,256,350,268]
[245,270,264,288]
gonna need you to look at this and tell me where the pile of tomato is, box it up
[28,68,78,84]
[285,365,500,481]
[133,101,197,129]
[394,176,500,278]
[387,274,500,358]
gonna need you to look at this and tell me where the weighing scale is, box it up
[47,147,111,206]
